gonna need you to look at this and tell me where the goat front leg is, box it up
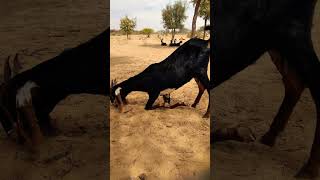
[16,105,43,152]
[145,92,160,110]
[260,50,304,146]
[38,114,58,136]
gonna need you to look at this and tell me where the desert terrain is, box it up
[0,0,108,179]
[110,34,210,179]
[211,2,320,180]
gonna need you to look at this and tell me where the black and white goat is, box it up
[160,39,167,46]
[0,29,109,149]
[110,38,210,117]
[211,0,320,178]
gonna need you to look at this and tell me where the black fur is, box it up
[0,29,109,134]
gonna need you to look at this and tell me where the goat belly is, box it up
[160,88,175,95]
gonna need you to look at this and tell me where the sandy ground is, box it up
[110,34,210,179]
[211,3,320,180]
[0,0,109,179]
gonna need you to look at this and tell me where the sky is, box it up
[110,0,206,31]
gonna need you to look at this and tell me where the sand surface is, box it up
[211,3,320,180]
[0,0,109,179]
[110,34,210,179]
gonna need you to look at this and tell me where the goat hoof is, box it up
[260,132,276,147]
[191,103,197,108]
[295,164,318,179]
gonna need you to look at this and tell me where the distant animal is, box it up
[169,40,183,47]
[161,39,167,46]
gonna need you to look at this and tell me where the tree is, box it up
[162,1,187,41]
[190,0,201,38]
[120,16,137,39]
[141,28,154,38]
[192,0,210,39]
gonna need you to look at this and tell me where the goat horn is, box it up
[13,53,22,75]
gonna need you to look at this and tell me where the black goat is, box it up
[169,40,183,47]
[110,38,210,116]
[0,29,109,148]
[211,0,319,178]
[160,39,167,46]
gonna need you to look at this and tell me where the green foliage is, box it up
[141,28,154,38]
[120,16,137,39]
[162,1,187,40]
[192,0,210,21]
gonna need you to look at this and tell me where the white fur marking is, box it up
[115,87,122,96]
[160,88,175,95]
[16,81,39,108]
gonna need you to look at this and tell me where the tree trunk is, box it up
[171,28,176,41]
[203,18,207,39]
[191,0,201,38]
[126,32,129,40]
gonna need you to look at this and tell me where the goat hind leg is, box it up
[194,70,210,118]
[192,78,205,108]
[276,43,320,178]
[260,50,304,147]
[296,79,320,178]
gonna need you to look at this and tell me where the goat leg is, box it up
[261,50,304,146]
[192,78,205,108]
[17,106,43,152]
[115,94,124,112]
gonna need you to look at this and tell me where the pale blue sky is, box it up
[110,0,206,31]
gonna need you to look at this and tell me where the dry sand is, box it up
[110,34,210,179]
[211,2,320,180]
[0,0,109,179]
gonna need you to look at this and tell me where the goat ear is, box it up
[13,53,22,75]
[4,56,12,83]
